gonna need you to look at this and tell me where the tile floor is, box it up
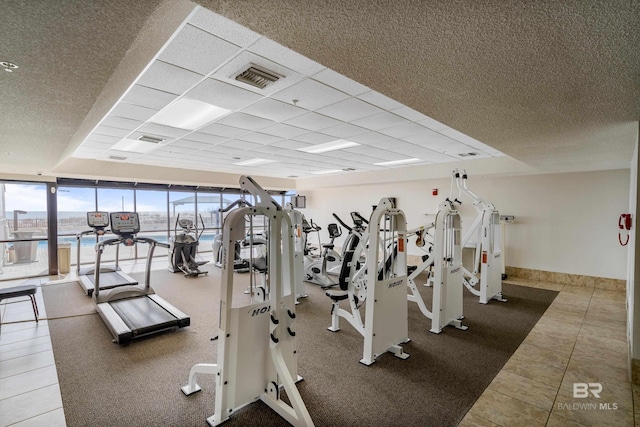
[0,274,635,426]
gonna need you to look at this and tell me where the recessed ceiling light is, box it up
[1,61,19,72]
[233,158,276,166]
[374,158,421,166]
[137,135,164,144]
[309,169,343,175]
[297,139,360,154]
[149,98,230,130]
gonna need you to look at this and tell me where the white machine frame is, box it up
[181,176,313,427]
[285,203,309,302]
[453,170,506,304]
[407,200,468,333]
[326,198,410,365]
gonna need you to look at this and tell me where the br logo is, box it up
[573,383,602,398]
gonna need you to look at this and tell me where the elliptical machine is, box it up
[168,214,208,277]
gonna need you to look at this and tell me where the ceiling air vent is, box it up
[137,135,164,144]
[109,155,127,161]
[342,168,356,171]
[235,65,281,89]
[458,152,477,157]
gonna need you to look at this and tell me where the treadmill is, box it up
[77,211,138,296]
[93,212,190,344]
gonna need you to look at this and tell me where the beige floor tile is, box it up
[575,332,627,355]
[522,330,576,356]
[487,370,558,411]
[503,353,566,388]
[570,341,628,371]
[530,321,580,339]
[458,411,500,426]
[559,373,633,410]
[553,380,633,426]
[581,315,626,331]
[537,312,584,328]
[468,388,549,426]
[584,305,626,323]
[558,286,594,299]
[0,384,63,427]
[512,342,571,370]
[543,307,586,325]
[0,365,59,400]
[578,322,626,343]
[545,413,587,426]
[10,408,67,427]
[564,359,630,392]
[0,350,55,380]
[591,289,625,303]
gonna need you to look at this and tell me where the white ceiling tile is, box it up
[270,140,312,150]
[158,24,241,76]
[186,78,264,111]
[83,134,120,144]
[240,98,306,122]
[110,103,157,122]
[350,112,411,131]
[121,85,178,110]
[189,8,261,47]
[316,97,385,122]
[216,112,275,130]
[170,139,212,150]
[311,69,370,96]
[357,91,405,110]
[82,141,112,150]
[390,106,430,122]
[136,123,191,139]
[237,132,281,145]
[438,128,492,150]
[218,139,263,150]
[317,123,368,139]
[181,132,227,145]
[417,116,449,131]
[347,132,399,146]
[100,116,143,131]
[260,123,308,139]
[73,149,105,158]
[291,132,336,145]
[284,112,342,131]
[136,60,203,95]
[271,79,350,111]
[379,123,430,138]
[211,51,304,96]
[199,123,248,138]
[93,126,130,138]
[399,146,458,163]
[249,38,325,76]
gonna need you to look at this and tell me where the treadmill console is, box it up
[110,212,140,238]
[87,211,109,228]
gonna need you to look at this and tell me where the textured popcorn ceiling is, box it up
[1,0,638,183]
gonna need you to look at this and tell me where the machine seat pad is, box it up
[325,289,349,302]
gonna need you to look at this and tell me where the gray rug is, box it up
[43,268,557,427]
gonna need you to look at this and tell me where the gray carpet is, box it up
[43,268,557,427]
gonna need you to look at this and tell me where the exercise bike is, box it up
[168,214,208,277]
[303,218,343,288]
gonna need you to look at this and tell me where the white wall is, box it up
[299,169,630,280]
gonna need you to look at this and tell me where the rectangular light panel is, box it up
[233,158,276,166]
[297,139,359,154]
[149,98,230,130]
[374,158,422,166]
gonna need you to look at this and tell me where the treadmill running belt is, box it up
[110,297,178,337]
[86,271,137,288]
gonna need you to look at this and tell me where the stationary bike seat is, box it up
[325,289,349,302]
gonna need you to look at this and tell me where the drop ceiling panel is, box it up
[249,37,325,77]
[269,140,312,150]
[110,103,158,122]
[438,128,492,150]
[199,123,249,138]
[271,79,351,111]
[217,112,275,130]
[135,60,204,95]
[82,141,112,150]
[218,139,263,150]
[121,85,178,110]
[357,91,406,111]
[100,116,143,131]
[312,68,371,96]
[186,78,264,111]
[417,116,449,132]
[350,112,411,131]
[348,132,400,146]
[168,139,212,150]
[390,106,431,122]
[240,98,306,122]
[237,132,281,145]
[284,112,342,131]
[291,132,336,145]
[179,132,227,145]
[316,97,385,122]
[93,126,130,138]
[317,123,368,139]
[84,134,120,144]
[136,123,191,139]
[158,24,241,75]
[379,123,432,138]
[189,7,261,47]
[260,123,308,139]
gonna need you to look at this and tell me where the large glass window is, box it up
[98,188,135,263]
[136,190,169,258]
[0,182,49,281]
[57,187,97,269]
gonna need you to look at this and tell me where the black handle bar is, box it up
[332,213,352,232]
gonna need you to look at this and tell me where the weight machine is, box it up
[325,198,410,365]
[452,170,506,304]
[285,202,308,302]
[406,199,468,334]
[181,176,313,427]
